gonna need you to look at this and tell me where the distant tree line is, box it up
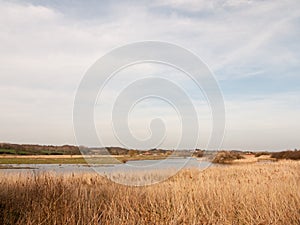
[0,143,80,155]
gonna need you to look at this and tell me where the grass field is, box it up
[0,156,118,165]
[0,154,169,165]
[0,160,299,224]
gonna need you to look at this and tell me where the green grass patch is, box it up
[0,157,122,164]
[0,149,17,154]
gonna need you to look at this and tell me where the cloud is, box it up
[0,0,299,149]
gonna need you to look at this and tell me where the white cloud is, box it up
[0,0,299,149]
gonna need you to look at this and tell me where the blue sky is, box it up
[0,0,299,150]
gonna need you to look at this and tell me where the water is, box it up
[0,157,212,174]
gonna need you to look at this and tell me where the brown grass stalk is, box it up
[0,161,299,225]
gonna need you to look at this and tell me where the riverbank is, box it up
[0,165,35,169]
[0,154,169,165]
[0,150,298,166]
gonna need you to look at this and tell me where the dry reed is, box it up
[0,160,299,225]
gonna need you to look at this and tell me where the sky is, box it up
[0,0,299,150]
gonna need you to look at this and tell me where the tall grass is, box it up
[0,161,299,225]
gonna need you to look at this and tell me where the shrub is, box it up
[212,151,244,164]
[255,152,271,157]
[271,150,300,160]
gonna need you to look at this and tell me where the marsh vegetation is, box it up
[0,161,299,225]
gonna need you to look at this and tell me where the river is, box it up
[0,157,213,174]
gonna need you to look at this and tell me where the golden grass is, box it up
[0,161,299,225]
[0,154,168,164]
[230,154,277,164]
